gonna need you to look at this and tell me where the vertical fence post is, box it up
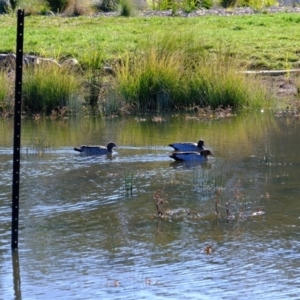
[12,9,25,249]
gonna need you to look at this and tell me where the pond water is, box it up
[1,111,300,299]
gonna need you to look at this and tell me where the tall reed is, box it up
[0,71,13,116]
[116,47,183,112]
[81,50,106,111]
[119,0,135,16]
[115,36,272,112]
[181,54,269,109]
[22,63,83,115]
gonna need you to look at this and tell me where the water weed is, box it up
[25,134,51,156]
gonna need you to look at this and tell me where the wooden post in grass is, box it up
[11,9,25,249]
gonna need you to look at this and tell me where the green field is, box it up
[1,12,300,70]
[1,11,300,115]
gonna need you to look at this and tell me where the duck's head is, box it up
[200,149,213,157]
[197,140,205,147]
[107,142,117,151]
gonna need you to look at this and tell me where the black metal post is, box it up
[12,249,22,298]
[12,9,25,249]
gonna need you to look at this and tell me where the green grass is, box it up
[1,13,300,70]
[114,35,272,111]
[0,71,13,115]
[22,63,83,114]
[0,12,299,115]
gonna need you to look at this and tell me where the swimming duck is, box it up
[169,149,213,162]
[251,208,265,216]
[74,142,117,155]
[169,140,205,152]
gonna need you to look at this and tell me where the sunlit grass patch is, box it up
[0,71,13,116]
[115,36,273,112]
[22,63,83,115]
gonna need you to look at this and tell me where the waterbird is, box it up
[251,208,265,216]
[169,140,205,152]
[205,245,213,254]
[169,150,213,162]
[74,142,117,155]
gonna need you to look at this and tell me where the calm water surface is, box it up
[1,112,300,299]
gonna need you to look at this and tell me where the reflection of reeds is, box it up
[192,161,228,194]
[124,171,134,196]
[154,189,169,217]
[25,135,51,156]
[214,181,266,222]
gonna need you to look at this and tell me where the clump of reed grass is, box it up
[119,0,135,16]
[81,50,107,112]
[182,55,269,109]
[150,0,173,10]
[63,0,93,15]
[45,0,68,12]
[25,134,51,156]
[0,71,13,116]
[181,0,198,13]
[22,63,83,115]
[93,0,118,12]
[220,0,237,8]
[18,0,50,15]
[115,36,272,113]
[239,0,277,10]
[115,47,183,112]
[151,0,212,12]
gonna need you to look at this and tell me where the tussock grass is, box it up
[18,0,50,15]
[240,0,278,10]
[182,55,268,109]
[22,63,83,115]
[119,0,135,16]
[115,36,271,112]
[116,47,183,112]
[63,0,94,15]
[81,50,106,109]
[46,0,69,12]
[0,71,13,116]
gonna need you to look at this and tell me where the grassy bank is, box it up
[0,12,300,116]
[1,12,300,70]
